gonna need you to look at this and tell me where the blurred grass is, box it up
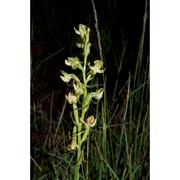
[31,0,149,179]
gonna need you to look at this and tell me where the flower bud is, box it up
[74,24,90,42]
[86,115,97,127]
[84,42,91,57]
[76,42,84,49]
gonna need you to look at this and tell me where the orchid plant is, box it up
[60,24,105,180]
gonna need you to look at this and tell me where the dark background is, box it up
[31,0,149,108]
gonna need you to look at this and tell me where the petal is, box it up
[94,60,103,68]
[94,88,104,100]
[74,27,80,35]
[65,59,71,66]
[60,71,72,82]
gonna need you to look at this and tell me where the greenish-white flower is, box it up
[65,57,82,70]
[65,92,77,104]
[60,71,81,84]
[60,71,72,82]
[94,88,104,100]
[89,60,105,75]
[74,24,90,42]
[73,81,84,96]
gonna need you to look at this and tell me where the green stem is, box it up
[74,145,82,180]
[74,41,90,180]
[73,25,93,180]
[73,103,82,180]
[73,103,79,124]
[82,54,88,99]
[73,103,82,147]
[82,68,87,100]
[74,165,80,180]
